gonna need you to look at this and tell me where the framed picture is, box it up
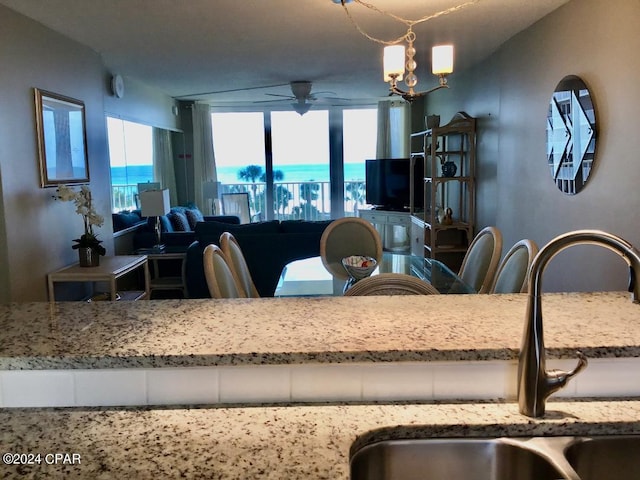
[221,192,251,224]
[34,88,90,187]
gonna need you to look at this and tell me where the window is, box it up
[211,107,377,221]
[107,117,153,212]
[211,112,266,219]
[271,110,330,220]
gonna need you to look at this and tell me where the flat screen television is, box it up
[365,158,423,211]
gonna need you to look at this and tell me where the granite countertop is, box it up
[1,292,640,369]
[1,400,640,479]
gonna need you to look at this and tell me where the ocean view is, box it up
[111,163,366,186]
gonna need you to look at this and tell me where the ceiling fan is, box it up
[255,80,349,115]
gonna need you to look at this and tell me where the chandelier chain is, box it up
[340,0,479,45]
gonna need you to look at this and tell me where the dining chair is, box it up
[457,226,503,294]
[203,244,246,299]
[219,232,260,298]
[344,273,440,296]
[489,239,539,294]
[320,217,383,280]
[221,192,251,224]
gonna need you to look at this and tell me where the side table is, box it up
[47,255,150,302]
[142,251,187,297]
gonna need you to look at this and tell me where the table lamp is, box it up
[140,188,170,251]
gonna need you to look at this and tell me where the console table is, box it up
[358,209,411,252]
[47,255,150,302]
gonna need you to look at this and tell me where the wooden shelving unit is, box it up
[410,112,477,270]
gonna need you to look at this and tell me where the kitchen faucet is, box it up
[518,229,640,417]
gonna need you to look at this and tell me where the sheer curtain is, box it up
[153,128,178,206]
[376,100,409,158]
[375,100,411,247]
[192,103,218,211]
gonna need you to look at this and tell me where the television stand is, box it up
[358,209,411,253]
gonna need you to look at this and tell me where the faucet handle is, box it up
[545,352,588,395]
[567,351,588,379]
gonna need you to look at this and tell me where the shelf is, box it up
[119,290,147,301]
[409,112,476,271]
[424,176,473,183]
[424,245,468,254]
[426,221,472,230]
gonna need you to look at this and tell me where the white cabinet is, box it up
[358,209,412,252]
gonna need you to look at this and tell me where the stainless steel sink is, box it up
[564,435,640,480]
[350,438,566,480]
[350,435,640,480]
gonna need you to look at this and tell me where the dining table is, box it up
[275,252,475,297]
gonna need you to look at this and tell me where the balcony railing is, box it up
[112,180,367,220]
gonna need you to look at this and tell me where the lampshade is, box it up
[140,189,170,217]
[383,45,405,82]
[432,45,454,75]
[137,181,161,194]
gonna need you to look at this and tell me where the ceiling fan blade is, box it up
[176,82,289,99]
[310,90,338,97]
[253,98,293,104]
[264,93,295,99]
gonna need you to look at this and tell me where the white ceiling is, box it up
[0,0,568,107]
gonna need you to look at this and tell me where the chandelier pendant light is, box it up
[334,0,476,102]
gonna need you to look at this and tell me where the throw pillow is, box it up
[167,210,191,231]
[185,207,205,230]
[159,215,174,233]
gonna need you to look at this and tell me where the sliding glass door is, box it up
[271,110,330,220]
[211,107,377,221]
[211,112,266,220]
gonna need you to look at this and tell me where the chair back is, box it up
[320,217,383,280]
[221,193,251,224]
[203,244,245,298]
[490,239,539,294]
[344,273,440,296]
[458,226,503,293]
[219,232,260,298]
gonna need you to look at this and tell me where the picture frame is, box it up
[34,88,90,187]
[221,192,251,224]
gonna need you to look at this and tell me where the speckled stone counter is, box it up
[1,292,639,370]
[1,400,639,479]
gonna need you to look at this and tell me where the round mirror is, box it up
[546,75,597,194]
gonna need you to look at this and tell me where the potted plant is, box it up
[53,185,106,266]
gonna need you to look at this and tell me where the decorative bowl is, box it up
[342,255,378,281]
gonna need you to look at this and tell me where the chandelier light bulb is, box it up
[383,45,405,82]
[432,45,454,75]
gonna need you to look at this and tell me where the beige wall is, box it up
[0,5,179,302]
[0,6,110,302]
[426,0,640,292]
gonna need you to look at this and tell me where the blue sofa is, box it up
[185,219,333,298]
[113,206,240,251]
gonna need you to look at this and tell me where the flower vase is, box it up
[441,161,457,177]
[78,247,100,267]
